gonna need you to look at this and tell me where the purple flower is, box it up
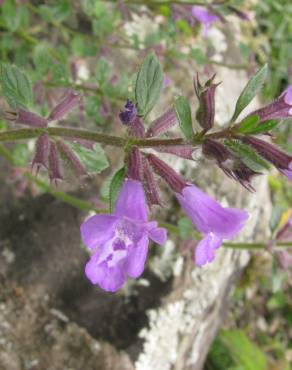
[249,85,292,122]
[119,100,137,124]
[176,185,248,266]
[80,179,167,292]
[192,6,219,36]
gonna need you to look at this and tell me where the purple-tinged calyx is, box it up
[48,90,80,121]
[147,153,187,193]
[194,74,220,131]
[119,100,137,125]
[80,179,167,292]
[242,136,292,180]
[146,108,177,137]
[6,109,48,128]
[202,139,259,191]
[176,185,248,266]
[128,116,145,138]
[48,141,63,184]
[32,133,50,172]
[248,85,292,122]
[127,147,142,181]
[142,156,162,207]
[191,6,219,36]
[154,144,195,160]
[57,140,87,177]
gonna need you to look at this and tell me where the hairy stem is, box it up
[0,126,234,148]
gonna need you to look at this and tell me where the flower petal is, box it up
[177,185,248,239]
[80,214,118,250]
[85,254,126,292]
[195,233,222,266]
[114,179,148,221]
[280,169,292,181]
[124,235,149,278]
[148,226,167,245]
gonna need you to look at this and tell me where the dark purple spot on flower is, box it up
[112,238,126,251]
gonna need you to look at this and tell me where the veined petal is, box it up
[85,255,126,292]
[195,233,222,266]
[114,179,148,221]
[80,214,118,250]
[124,235,149,278]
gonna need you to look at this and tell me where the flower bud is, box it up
[32,133,50,173]
[146,108,177,137]
[142,156,162,206]
[194,73,219,131]
[57,140,87,177]
[147,153,187,193]
[48,90,80,121]
[48,141,63,184]
[248,85,292,122]
[242,136,292,179]
[127,147,142,181]
[119,100,137,124]
[6,109,48,127]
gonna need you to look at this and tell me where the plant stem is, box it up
[26,173,107,214]
[0,126,235,148]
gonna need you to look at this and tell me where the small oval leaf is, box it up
[135,52,163,117]
[174,96,194,139]
[0,63,33,109]
[232,64,268,122]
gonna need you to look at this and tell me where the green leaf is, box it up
[109,167,126,212]
[1,0,29,32]
[71,143,109,174]
[236,115,260,133]
[135,52,163,117]
[220,330,267,370]
[224,139,270,172]
[237,115,280,135]
[95,57,110,87]
[232,64,268,121]
[174,96,194,139]
[12,143,30,167]
[0,63,33,109]
[33,43,54,75]
[178,217,193,239]
[246,119,280,134]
